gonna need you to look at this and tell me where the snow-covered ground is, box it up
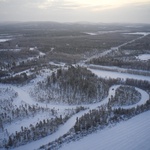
[113,87,149,109]
[89,64,150,73]
[0,86,17,102]
[5,112,53,135]
[0,39,11,42]
[60,110,150,150]
[137,54,150,61]
[89,68,150,81]
[49,62,66,67]
[84,30,123,35]
[124,32,150,36]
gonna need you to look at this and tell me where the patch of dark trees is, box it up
[0,49,39,64]
[90,56,150,71]
[0,104,57,125]
[122,34,150,50]
[0,73,36,84]
[4,106,85,149]
[35,66,109,104]
[108,85,141,106]
[0,70,9,78]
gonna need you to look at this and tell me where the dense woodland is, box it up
[122,34,150,50]
[74,100,150,133]
[90,56,150,71]
[0,103,57,125]
[0,27,139,55]
[4,106,85,148]
[0,22,142,69]
[0,73,36,84]
[108,85,141,106]
[31,66,109,105]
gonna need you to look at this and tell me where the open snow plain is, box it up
[89,68,150,81]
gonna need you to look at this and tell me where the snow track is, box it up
[89,68,150,81]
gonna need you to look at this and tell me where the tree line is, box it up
[108,85,141,107]
[90,56,150,71]
[4,106,85,148]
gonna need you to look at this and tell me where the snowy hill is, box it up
[60,110,150,150]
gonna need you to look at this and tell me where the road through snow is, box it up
[89,68,150,81]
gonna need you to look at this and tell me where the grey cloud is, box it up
[0,0,150,23]
[37,0,82,10]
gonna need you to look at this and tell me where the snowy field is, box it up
[0,39,11,42]
[60,110,150,150]
[137,54,150,61]
[84,30,123,35]
[5,112,54,135]
[89,68,150,81]
[124,32,150,36]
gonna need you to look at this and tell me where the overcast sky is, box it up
[0,0,150,23]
